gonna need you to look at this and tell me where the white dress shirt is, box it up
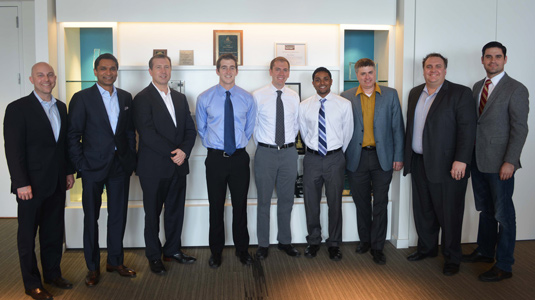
[152,82,176,126]
[298,92,354,152]
[253,83,300,145]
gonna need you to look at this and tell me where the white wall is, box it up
[56,0,396,25]
[402,0,535,244]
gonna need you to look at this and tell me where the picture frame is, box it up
[213,30,243,66]
[275,43,307,66]
[153,49,167,56]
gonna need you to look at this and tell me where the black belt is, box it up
[306,147,342,156]
[362,146,376,151]
[258,142,295,150]
[207,148,245,157]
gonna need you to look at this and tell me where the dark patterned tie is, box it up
[318,98,327,156]
[275,90,285,147]
[479,79,492,115]
[224,91,236,155]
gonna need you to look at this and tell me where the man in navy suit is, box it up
[404,53,476,276]
[462,41,529,282]
[68,53,137,287]
[342,58,404,265]
[4,62,75,300]
[133,54,197,275]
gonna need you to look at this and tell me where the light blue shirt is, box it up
[96,83,119,134]
[412,84,442,154]
[34,91,60,142]
[196,84,256,150]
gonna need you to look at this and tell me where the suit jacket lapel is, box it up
[407,84,424,133]
[373,91,384,126]
[482,73,509,116]
[426,80,449,121]
[28,93,57,143]
[149,84,177,128]
[353,93,363,127]
[91,84,115,135]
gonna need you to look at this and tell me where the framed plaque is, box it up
[213,30,243,66]
[275,43,307,66]
[153,49,167,56]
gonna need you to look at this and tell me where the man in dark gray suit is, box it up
[462,41,529,282]
[404,53,476,276]
[342,58,404,265]
[133,54,197,275]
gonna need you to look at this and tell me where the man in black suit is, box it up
[133,54,197,275]
[68,53,137,286]
[4,62,75,300]
[403,53,476,276]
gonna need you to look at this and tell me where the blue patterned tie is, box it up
[318,98,327,156]
[224,91,236,155]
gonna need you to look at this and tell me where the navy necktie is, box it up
[224,91,236,155]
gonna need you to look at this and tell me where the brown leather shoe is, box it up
[85,270,100,287]
[106,264,136,277]
[25,287,53,300]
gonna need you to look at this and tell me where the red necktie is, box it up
[479,79,492,115]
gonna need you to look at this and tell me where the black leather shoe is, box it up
[164,251,197,264]
[328,247,342,261]
[407,251,435,261]
[356,242,371,254]
[85,270,100,287]
[25,287,53,300]
[462,250,494,263]
[256,247,269,260]
[148,259,166,275]
[44,276,73,289]
[371,249,386,265]
[478,266,512,282]
[443,263,460,276]
[236,251,253,265]
[278,243,301,257]
[209,253,222,269]
[304,244,320,258]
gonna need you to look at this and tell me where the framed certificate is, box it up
[275,43,307,66]
[213,30,243,66]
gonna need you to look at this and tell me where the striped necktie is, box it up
[318,98,327,156]
[479,79,492,115]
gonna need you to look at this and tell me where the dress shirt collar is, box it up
[486,71,505,86]
[216,83,238,96]
[356,83,382,97]
[96,82,117,97]
[33,91,57,106]
[423,83,443,96]
[151,81,171,97]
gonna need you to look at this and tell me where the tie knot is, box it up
[276,90,282,96]
[226,91,231,97]
[485,79,492,86]
[320,98,327,104]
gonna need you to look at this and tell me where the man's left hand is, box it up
[450,161,467,180]
[499,162,515,181]
[66,174,75,190]
[393,161,404,171]
[171,148,187,166]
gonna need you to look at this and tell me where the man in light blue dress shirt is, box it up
[196,53,256,268]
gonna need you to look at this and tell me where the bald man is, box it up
[4,62,75,300]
